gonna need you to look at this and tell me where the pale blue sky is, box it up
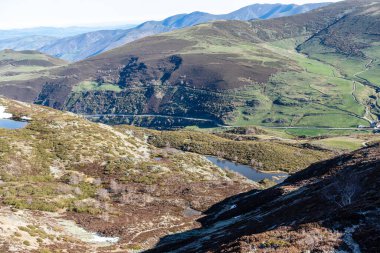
[0,0,340,29]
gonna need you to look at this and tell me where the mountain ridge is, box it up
[1,0,379,130]
[0,25,137,40]
[19,0,376,129]
[0,3,329,62]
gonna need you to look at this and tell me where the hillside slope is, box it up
[1,0,379,129]
[0,25,138,52]
[0,36,57,51]
[0,97,254,252]
[39,3,328,61]
[147,142,380,252]
[131,127,331,172]
[0,49,67,102]
[32,1,379,127]
[0,26,137,40]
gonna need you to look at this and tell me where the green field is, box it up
[311,137,364,151]
[219,36,380,128]
[72,81,122,93]
[277,128,371,138]
[0,50,67,82]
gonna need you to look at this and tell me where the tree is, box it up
[323,173,361,207]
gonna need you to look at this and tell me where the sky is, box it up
[0,0,340,29]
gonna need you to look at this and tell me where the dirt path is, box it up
[353,59,374,78]
[351,81,359,103]
[349,81,373,123]
[351,58,377,123]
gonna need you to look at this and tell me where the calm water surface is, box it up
[0,119,28,129]
[206,156,288,183]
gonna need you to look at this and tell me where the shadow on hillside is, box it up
[144,188,263,253]
[145,147,380,252]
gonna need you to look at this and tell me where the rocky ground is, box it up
[0,98,255,252]
[1,97,378,252]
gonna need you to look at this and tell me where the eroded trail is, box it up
[351,81,359,103]
[351,58,377,124]
[353,59,377,123]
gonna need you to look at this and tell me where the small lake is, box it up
[206,156,288,183]
[0,119,28,129]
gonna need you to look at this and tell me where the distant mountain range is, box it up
[0,25,137,40]
[0,36,57,51]
[1,0,378,130]
[0,3,329,61]
[0,25,136,58]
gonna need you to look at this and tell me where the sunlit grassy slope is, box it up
[137,18,379,128]
[1,1,379,129]
[0,49,67,81]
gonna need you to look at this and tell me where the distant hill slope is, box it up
[0,36,58,51]
[0,25,137,52]
[0,49,67,101]
[222,3,329,20]
[0,25,137,40]
[1,0,379,129]
[38,3,329,61]
[147,142,380,252]
[0,49,66,66]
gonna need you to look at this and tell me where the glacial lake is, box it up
[0,119,28,129]
[206,156,288,183]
